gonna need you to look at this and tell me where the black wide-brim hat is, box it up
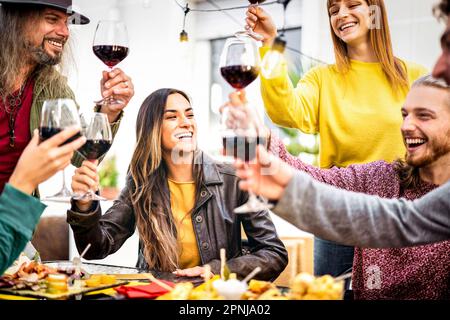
[0,0,89,24]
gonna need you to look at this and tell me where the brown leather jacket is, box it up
[67,152,288,281]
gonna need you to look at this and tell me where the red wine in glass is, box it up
[39,98,81,202]
[93,20,129,105]
[222,135,267,162]
[77,139,112,160]
[220,65,260,90]
[39,127,82,145]
[93,45,129,68]
[73,112,112,202]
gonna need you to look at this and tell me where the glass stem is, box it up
[61,169,67,189]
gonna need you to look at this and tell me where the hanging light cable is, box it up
[261,0,291,79]
[179,3,190,42]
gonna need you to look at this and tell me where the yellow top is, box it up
[260,47,428,168]
[168,179,201,269]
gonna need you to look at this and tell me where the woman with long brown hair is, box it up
[68,88,288,280]
[245,0,427,286]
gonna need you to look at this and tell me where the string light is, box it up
[179,3,190,42]
[174,0,279,12]
[174,0,326,64]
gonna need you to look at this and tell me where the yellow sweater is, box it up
[260,49,427,168]
[168,179,201,269]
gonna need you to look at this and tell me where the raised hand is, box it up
[234,145,293,200]
[245,6,277,46]
[99,68,134,122]
[71,160,100,210]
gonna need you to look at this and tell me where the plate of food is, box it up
[0,256,127,300]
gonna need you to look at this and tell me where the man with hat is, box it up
[0,0,134,194]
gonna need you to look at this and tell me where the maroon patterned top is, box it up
[0,79,35,193]
[270,134,450,300]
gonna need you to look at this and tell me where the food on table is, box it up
[212,278,247,300]
[289,273,344,300]
[100,274,117,285]
[84,274,116,287]
[157,275,224,300]
[84,276,101,288]
[241,279,283,300]
[46,274,69,294]
[157,282,194,300]
[0,255,60,291]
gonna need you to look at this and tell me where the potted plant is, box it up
[99,155,119,200]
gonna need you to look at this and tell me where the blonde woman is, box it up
[246,0,427,283]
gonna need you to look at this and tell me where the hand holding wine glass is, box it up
[245,3,277,46]
[73,112,112,201]
[234,145,294,201]
[9,127,85,195]
[93,20,130,106]
[219,35,271,213]
[71,160,100,210]
[235,0,267,40]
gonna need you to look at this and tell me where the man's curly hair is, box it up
[434,0,450,21]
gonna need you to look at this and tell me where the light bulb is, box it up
[179,30,189,43]
[261,36,286,79]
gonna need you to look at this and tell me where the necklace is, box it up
[2,80,28,148]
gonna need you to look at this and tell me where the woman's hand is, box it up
[173,266,214,278]
[8,127,85,195]
[245,6,277,46]
[71,160,100,211]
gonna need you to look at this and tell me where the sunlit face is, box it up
[161,93,197,160]
[432,19,450,85]
[329,0,371,47]
[401,85,450,168]
[25,8,70,65]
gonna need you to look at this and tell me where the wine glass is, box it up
[236,0,266,40]
[219,35,271,213]
[73,112,112,201]
[92,19,129,106]
[220,35,260,162]
[39,99,81,202]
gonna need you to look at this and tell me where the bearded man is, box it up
[0,0,134,194]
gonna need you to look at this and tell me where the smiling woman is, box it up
[67,88,288,281]
[162,93,197,157]
[327,0,409,91]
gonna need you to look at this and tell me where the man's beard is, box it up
[406,136,450,168]
[26,38,64,66]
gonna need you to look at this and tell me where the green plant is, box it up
[98,155,119,188]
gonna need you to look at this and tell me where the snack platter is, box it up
[0,280,128,299]
[0,258,129,300]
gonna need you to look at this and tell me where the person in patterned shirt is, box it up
[226,73,450,299]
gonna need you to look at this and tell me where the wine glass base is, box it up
[72,192,108,202]
[42,187,75,203]
[234,198,273,214]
